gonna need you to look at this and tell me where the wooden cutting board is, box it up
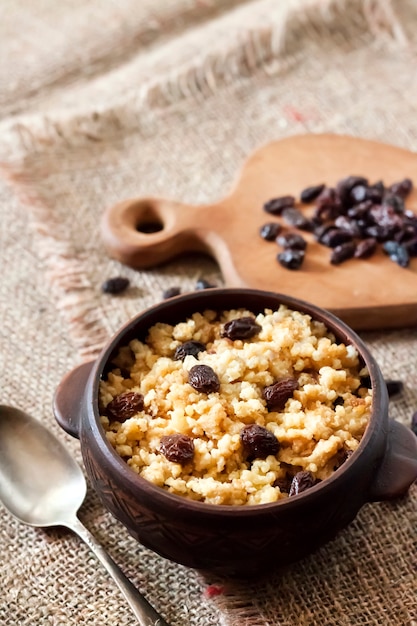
[100,134,417,330]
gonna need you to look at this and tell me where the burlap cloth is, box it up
[1,0,417,624]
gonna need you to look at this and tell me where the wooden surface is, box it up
[100,134,417,330]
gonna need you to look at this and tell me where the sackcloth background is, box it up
[1,0,417,624]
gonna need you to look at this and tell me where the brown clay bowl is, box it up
[53,288,417,577]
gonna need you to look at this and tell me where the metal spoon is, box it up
[0,405,170,626]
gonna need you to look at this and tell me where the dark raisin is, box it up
[240,424,279,460]
[405,238,417,256]
[160,433,194,464]
[276,232,307,250]
[222,316,261,340]
[394,225,416,243]
[411,411,417,436]
[195,278,215,290]
[174,340,206,361]
[263,378,298,411]
[101,276,130,294]
[163,286,181,299]
[188,364,220,393]
[259,222,282,241]
[330,241,357,265]
[354,238,377,259]
[360,374,371,389]
[314,203,341,223]
[370,204,403,235]
[289,470,316,496]
[333,447,353,470]
[382,194,405,214]
[349,184,368,204]
[336,176,368,208]
[382,241,410,268]
[281,207,314,231]
[263,196,295,215]
[277,249,305,270]
[320,228,353,248]
[404,209,417,225]
[273,475,293,493]
[389,178,413,199]
[300,184,325,203]
[347,200,373,220]
[385,379,403,398]
[118,367,132,379]
[315,187,340,209]
[106,391,144,422]
[366,182,384,203]
[363,224,386,242]
[314,223,336,241]
[334,216,363,238]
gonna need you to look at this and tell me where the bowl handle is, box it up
[368,419,417,501]
[53,361,95,439]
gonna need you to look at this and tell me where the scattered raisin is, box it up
[385,379,403,398]
[160,433,194,465]
[354,238,377,259]
[259,222,282,241]
[360,374,371,389]
[240,424,279,460]
[300,184,325,203]
[195,278,215,290]
[221,316,261,340]
[395,224,416,243]
[330,241,357,265]
[383,193,405,214]
[334,216,363,238]
[405,238,417,256]
[188,364,220,393]
[276,232,307,250]
[288,470,316,496]
[263,196,295,215]
[174,340,206,361]
[163,286,181,299]
[273,475,293,493]
[320,228,353,248]
[277,249,305,270]
[106,391,144,422]
[336,175,368,208]
[333,447,353,470]
[390,178,413,199]
[101,276,130,294]
[382,240,410,268]
[263,378,298,411]
[349,184,368,204]
[316,186,342,209]
[281,207,314,231]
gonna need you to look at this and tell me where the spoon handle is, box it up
[67,515,171,626]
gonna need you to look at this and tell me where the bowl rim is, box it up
[88,287,388,515]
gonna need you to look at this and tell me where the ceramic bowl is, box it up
[54,288,417,576]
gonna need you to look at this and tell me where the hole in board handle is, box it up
[134,201,164,234]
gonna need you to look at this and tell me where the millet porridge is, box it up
[99,305,372,505]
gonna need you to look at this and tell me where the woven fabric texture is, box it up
[1,0,417,624]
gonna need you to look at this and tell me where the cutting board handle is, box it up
[100,195,244,285]
[101,196,215,268]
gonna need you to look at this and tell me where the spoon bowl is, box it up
[0,406,86,526]
[0,405,170,626]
